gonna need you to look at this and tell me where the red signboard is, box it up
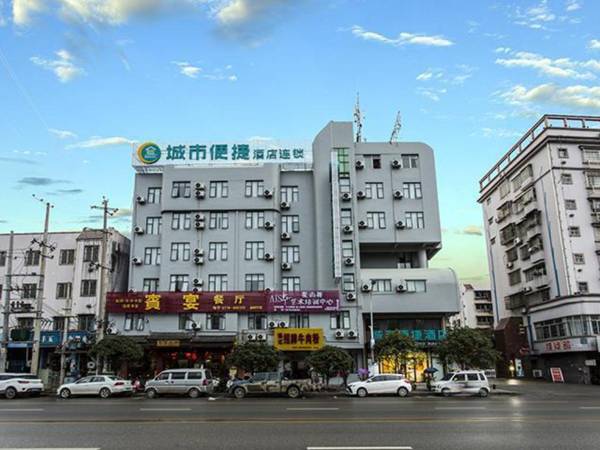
[550,367,564,383]
[106,290,340,314]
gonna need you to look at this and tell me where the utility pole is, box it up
[31,199,53,375]
[58,290,72,385]
[0,231,14,373]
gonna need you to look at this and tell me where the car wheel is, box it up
[478,388,489,398]
[188,388,200,399]
[59,388,72,399]
[397,387,409,398]
[233,387,246,399]
[4,387,17,400]
[357,387,368,398]
[99,388,111,399]
[441,388,451,397]
[287,386,301,399]
[146,389,158,399]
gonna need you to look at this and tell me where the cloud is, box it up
[417,87,447,102]
[495,47,512,54]
[30,49,85,83]
[480,127,521,139]
[351,25,453,47]
[48,128,77,139]
[173,61,237,81]
[0,156,38,165]
[495,50,598,80]
[460,225,484,236]
[53,188,83,194]
[12,0,45,25]
[173,61,201,78]
[514,0,556,29]
[501,83,600,110]
[113,208,132,218]
[17,177,69,186]
[67,136,136,149]
[565,0,581,12]
[590,39,600,50]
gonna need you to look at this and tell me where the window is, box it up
[364,154,381,169]
[178,313,193,330]
[245,211,265,229]
[144,247,161,265]
[83,245,99,263]
[499,180,511,199]
[80,279,97,297]
[208,242,228,261]
[372,279,392,293]
[558,148,569,159]
[289,313,309,328]
[245,241,265,260]
[53,316,65,332]
[17,317,34,329]
[512,165,533,190]
[78,314,95,332]
[583,148,600,163]
[508,270,521,286]
[405,280,426,293]
[398,252,418,268]
[0,251,6,266]
[147,187,162,204]
[208,274,227,291]
[586,172,600,189]
[401,154,419,168]
[56,282,72,299]
[169,274,189,292]
[337,148,350,174]
[561,173,573,185]
[281,186,299,203]
[207,314,225,330]
[24,250,41,266]
[405,212,425,229]
[330,311,350,329]
[22,283,37,299]
[146,216,162,234]
[338,177,351,194]
[282,276,301,292]
[143,278,159,292]
[341,241,354,259]
[565,199,577,210]
[506,247,519,262]
[366,211,386,229]
[59,249,75,265]
[578,282,589,294]
[245,180,264,197]
[171,181,191,198]
[342,274,355,292]
[340,209,353,227]
[281,245,300,264]
[403,182,422,199]
[245,274,265,291]
[568,226,581,237]
[281,215,300,233]
[573,253,585,265]
[170,242,191,261]
[209,212,229,229]
[209,181,229,198]
[248,313,267,330]
[124,313,145,331]
[171,213,192,230]
[365,182,384,199]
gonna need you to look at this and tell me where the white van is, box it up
[432,370,490,397]
[145,368,213,398]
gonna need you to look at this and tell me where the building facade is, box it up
[108,121,459,380]
[479,114,600,383]
[450,284,494,330]
[0,229,130,381]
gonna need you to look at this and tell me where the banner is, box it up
[274,328,324,351]
[269,291,340,312]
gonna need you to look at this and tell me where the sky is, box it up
[1,0,599,284]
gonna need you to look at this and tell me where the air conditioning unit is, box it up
[396,284,406,293]
[134,226,144,234]
[391,159,401,169]
[278,321,288,328]
[136,195,146,204]
[361,283,372,293]
[334,330,344,339]
[345,292,356,301]
[247,333,256,341]
[395,221,405,229]
[344,257,355,266]
[356,190,366,199]
[256,333,267,341]
[281,232,291,240]
[193,278,203,286]
[194,256,204,265]
[195,182,206,190]
[194,249,204,257]
[132,257,142,265]
[195,214,205,221]
[268,321,278,329]
[532,369,543,378]
[264,221,274,230]
[195,221,205,230]
[523,286,533,293]
[341,192,352,201]
[514,238,522,245]
[528,246,539,253]
[264,253,274,261]
[358,220,368,229]
[281,262,292,271]
[280,201,290,210]
[195,190,206,199]
[347,329,358,339]
[506,262,514,269]
[263,189,273,198]
[393,190,404,199]
[355,160,365,170]
[343,225,353,234]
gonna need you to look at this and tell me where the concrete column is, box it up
[418,250,428,268]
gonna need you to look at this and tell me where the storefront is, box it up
[531,336,600,384]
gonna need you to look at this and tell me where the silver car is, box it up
[145,369,213,399]
[432,370,491,397]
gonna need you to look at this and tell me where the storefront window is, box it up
[207,314,225,330]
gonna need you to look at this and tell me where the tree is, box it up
[226,342,280,373]
[374,331,417,374]
[90,335,143,374]
[436,327,499,370]
[306,345,354,387]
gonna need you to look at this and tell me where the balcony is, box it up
[10,328,32,342]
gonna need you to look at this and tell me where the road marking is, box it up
[434,407,486,410]
[0,448,100,450]
[579,406,600,410]
[139,408,192,412]
[307,447,412,450]
[287,407,340,411]
[0,408,44,412]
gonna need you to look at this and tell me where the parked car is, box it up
[228,372,313,399]
[57,375,133,399]
[432,370,491,397]
[145,368,213,398]
[347,374,412,398]
[0,373,44,399]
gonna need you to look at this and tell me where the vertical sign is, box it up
[550,367,564,383]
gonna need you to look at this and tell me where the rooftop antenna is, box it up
[390,111,402,144]
[354,93,363,143]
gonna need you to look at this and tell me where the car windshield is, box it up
[440,373,454,381]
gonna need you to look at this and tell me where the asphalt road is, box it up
[1,385,600,450]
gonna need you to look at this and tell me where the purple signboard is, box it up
[268,291,340,312]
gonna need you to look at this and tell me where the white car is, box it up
[57,375,133,399]
[347,374,412,398]
[0,373,44,399]
[432,370,490,397]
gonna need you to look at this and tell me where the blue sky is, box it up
[1,0,599,283]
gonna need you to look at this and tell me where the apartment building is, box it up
[0,229,129,378]
[107,120,459,379]
[479,115,600,383]
[451,284,495,330]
